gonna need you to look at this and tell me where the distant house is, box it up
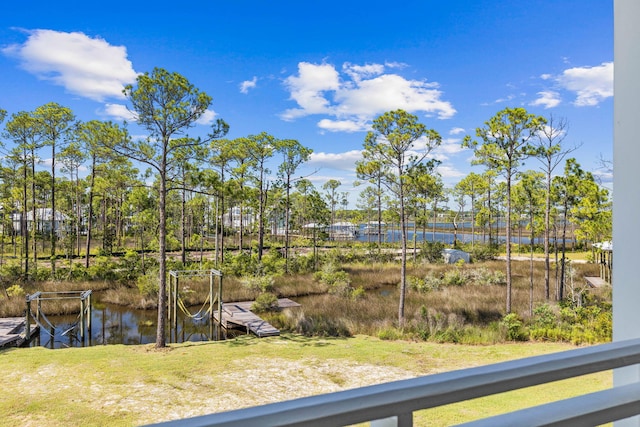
[328,222,359,241]
[222,206,255,229]
[12,208,70,237]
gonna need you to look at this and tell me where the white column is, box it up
[614,1,640,426]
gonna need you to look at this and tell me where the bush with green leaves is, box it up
[136,269,159,296]
[350,286,366,300]
[0,262,23,282]
[442,268,466,286]
[251,292,279,312]
[288,252,315,274]
[6,284,25,298]
[532,303,557,329]
[501,313,527,341]
[87,256,120,281]
[222,252,259,276]
[468,267,506,286]
[420,241,445,263]
[313,262,351,296]
[241,274,274,293]
[120,250,142,280]
[408,274,441,292]
[53,263,87,281]
[260,248,286,275]
[469,243,498,262]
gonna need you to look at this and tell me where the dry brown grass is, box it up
[264,259,604,339]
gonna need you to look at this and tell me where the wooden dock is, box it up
[214,298,300,338]
[0,317,38,348]
[584,276,609,288]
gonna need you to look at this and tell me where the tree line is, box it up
[0,68,611,347]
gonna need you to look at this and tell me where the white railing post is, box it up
[614,1,640,426]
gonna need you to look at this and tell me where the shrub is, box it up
[501,313,527,341]
[288,253,315,274]
[468,267,505,286]
[350,286,366,300]
[532,303,558,329]
[0,262,24,282]
[137,270,159,296]
[442,268,466,286]
[420,241,445,263]
[251,292,279,312]
[88,256,120,281]
[408,274,441,292]
[470,244,497,262]
[6,284,25,298]
[120,250,142,280]
[222,252,259,276]
[314,262,352,296]
[34,267,52,281]
[261,248,286,275]
[241,275,274,293]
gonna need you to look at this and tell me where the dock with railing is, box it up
[0,317,38,348]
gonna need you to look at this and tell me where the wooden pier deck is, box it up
[214,298,300,338]
[584,276,609,288]
[0,317,38,348]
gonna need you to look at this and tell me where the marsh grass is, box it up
[0,256,605,344]
[263,259,603,342]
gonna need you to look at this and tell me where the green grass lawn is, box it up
[0,335,610,426]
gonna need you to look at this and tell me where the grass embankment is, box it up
[0,335,609,426]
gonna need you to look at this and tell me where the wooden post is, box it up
[80,298,85,342]
[168,273,172,328]
[173,276,179,330]
[217,272,223,333]
[87,292,92,337]
[209,270,214,320]
[25,296,31,341]
[36,297,41,325]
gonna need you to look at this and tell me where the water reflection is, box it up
[29,300,240,349]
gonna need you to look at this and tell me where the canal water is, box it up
[28,300,243,349]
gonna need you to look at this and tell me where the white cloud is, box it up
[449,127,465,135]
[493,94,516,104]
[281,62,341,120]
[239,76,258,94]
[195,109,217,125]
[538,124,567,140]
[308,150,363,171]
[281,61,456,127]
[317,119,367,133]
[530,90,561,109]
[557,62,613,106]
[342,62,385,81]
[336,73,455,119]
[436,164,466,180]
[3,29,138,101]
[103,103,137,121]
[433,137,465,158]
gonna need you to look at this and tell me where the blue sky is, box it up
[0,1,613,206]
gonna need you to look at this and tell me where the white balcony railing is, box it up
[149,337,640,427]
